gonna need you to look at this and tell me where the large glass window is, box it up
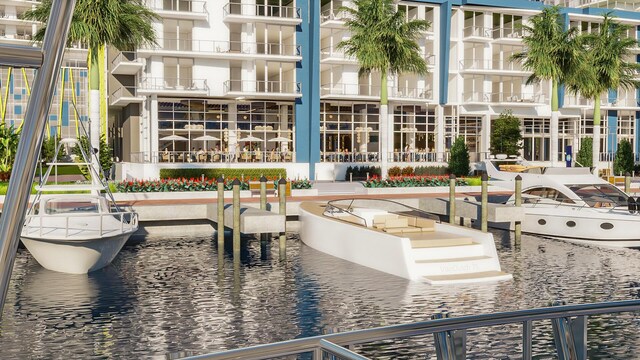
[522,118,550,161]
[393,104,436,156]
[320,101,379,162]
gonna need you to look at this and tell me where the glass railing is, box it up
[131,150,296,163]
[320,8,352,22]
[461,92,545,103]
[223,3,301,19]
[144,39,300,56]
[148,0,207,13]
[321,84,432,99]
[459,59,525,71]
[491,27,527,40]
[111,51,141,67]
[463,26,492,38]
[138,77,208,91]
[223,80,301,94]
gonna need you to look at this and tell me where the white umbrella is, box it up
[238,135,263,142]
[160,135,188,141]
[194,135,220,141]
[268,136,292,142]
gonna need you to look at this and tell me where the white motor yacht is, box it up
[21,138,138,274]
[299,199,512,284]
[484,158,640,247]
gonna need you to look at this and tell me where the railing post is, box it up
[481,172,488,232]
[449,174,456,225]
[432,312,466,360]
[232,178,241,257]
[217,176,225,248]
[514,175,522,242]
[278,178,287,259]
[625,172,631,194]
[522,320,532,360]
[551,300,587,360]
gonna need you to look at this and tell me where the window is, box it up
[522,187,574,204]
[568,184,628,207]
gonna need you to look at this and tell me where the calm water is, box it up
[0,230,640,359]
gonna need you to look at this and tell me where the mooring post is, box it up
[514,175,522,242]
[217,176,225,248]
[625,172,631,194]
[259,176,268,243]
[232,178,241,257]
[449,174,456,225]
[480,172,488,232]
[278,178,287,259]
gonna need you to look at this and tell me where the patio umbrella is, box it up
[238,135,263,142]
[268,136,292,142]
[160,135,188,141]
[194,135,220,141]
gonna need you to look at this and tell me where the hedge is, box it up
[344,165,381,181]
[115,178,312,192]
[159,168,287,180]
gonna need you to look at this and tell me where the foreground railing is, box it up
[183,299,640,360]
[24,212,138,238]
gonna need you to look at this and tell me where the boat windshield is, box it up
[44,199,100,215]
[567,184,629,208]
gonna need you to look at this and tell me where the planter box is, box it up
[357,185,506,195]
[112,190,253,201]
[291,188,318,197]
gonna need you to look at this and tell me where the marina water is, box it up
[0,230,639,359]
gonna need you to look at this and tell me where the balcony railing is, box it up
[111,51,142,67]
[459,59,525,71]
[223,80,301,94]
[149,0,207,13]
[562,95,639,107]
[223,3,301,19]
[138,77,208,91]
[491,27,527,40]
[320,8,352,22]
[111,86,138,99]
[462,92,546,103]
[144,39,300,56]
[131,150,296,163]
[463,26,492,38]
[320,47,355,61]
[321,83,432,99]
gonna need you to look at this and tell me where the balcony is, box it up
[559,0,639,11]
[223,3,301,26]
[463,26,492,41]
[564,94,640,108]
[139,39,301,61]
[223,80,302,99]
[459,59,526,73]
[461,92,546,105]
[111,52,144,75]
[110,86,143,107]
[491,28,526,41]
[137,77,209,96]
[320,47,356,64]
[148,0,207,20]
[321,83,432,101]
[320,8,351,28]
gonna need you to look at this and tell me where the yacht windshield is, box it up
[45,199,100,214]
[567,184,628,208]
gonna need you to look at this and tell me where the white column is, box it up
[550,112,559,166]
[482,111,491,156]
[436,105,445,161]
[228,103,238,159]
[150,95,159,158]
[279,105,289,152]
[380,104,389,177]
[241,0,256,92]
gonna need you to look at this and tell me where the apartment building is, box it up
[107,0,640,180]
[0,0,89,138]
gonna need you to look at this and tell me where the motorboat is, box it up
[299,198,512,284]
[484,157,640,247]
[21,138,138,274]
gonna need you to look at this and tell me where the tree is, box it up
[0,125,20,180]
[576,137,593,168]
[338,0,430,178]
[40,135,65,164]
[490,111,523,156]
[565,14,640,174]
[23,0,158,185]
[448,136,470,177]
[511,6,583,166]
[613,139,634,175]
[73,135,113,181]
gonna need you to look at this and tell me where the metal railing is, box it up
[110,86,139,100]
[149,0,207,13]
[463,25,492,38]
[320,8,352,22]
[131,150,296,164]
[183,299,640,360]
[138,77,208,91]
[492,27,527,39]
[320,47,355,61]
[559,0,639,10]
[461,92,545,104]
[23,212,138,239]
[223,3,301,19]
[321,83,432,99]
[111,51,141,67]
[459,59,525,72]
[223,80,301,94]
[143,39,300,56]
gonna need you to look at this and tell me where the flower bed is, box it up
[115,178,312,192]
[364,175,468,188]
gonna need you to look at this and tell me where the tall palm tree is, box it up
[566,13,640,174]
[338,0,429,177]
[511,5,582,166]
[23,0,158,185]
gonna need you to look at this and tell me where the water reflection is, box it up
[0,230,639,359]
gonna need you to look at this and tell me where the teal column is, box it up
[607,109,618,153]
[438,0,451,105]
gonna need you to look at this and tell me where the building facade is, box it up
[108,0,640,180]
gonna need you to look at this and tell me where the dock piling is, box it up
[232,178,241,257]
[625,172,631,194]
[449,175,456,225]
[259,176,268,243]
[217,176,225,248]
[481,172,488,232]
[514,175,522,242]
[278,178,287,259]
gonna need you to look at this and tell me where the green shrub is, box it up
[401,166,414,176]
[344,165,380,181]
[576,137,593,168]
[388,166,402,177]
[465,177,482,186]
[490,110,522,156]
[159,168,287,180]
[291,179,312,189]
[414,166,448,176]
[364,175,468,188]
[613,139,634,175]
[448,136,471,176]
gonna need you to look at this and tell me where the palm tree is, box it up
[511,6,582,166]
[338,0,429,177]
[565,13,640,174]
[23,0,158,185]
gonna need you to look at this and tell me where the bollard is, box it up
[625,172,631,194]
[551,300,587,360]
[481,172,488,233]
[232,178,241,257]
[366,172,370,181]
[278,178,287,259]
[217,176,225,248]
[349,172,352,183]
[432,312,466,360]
[514,175,522,242]
[449,174,456,225]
